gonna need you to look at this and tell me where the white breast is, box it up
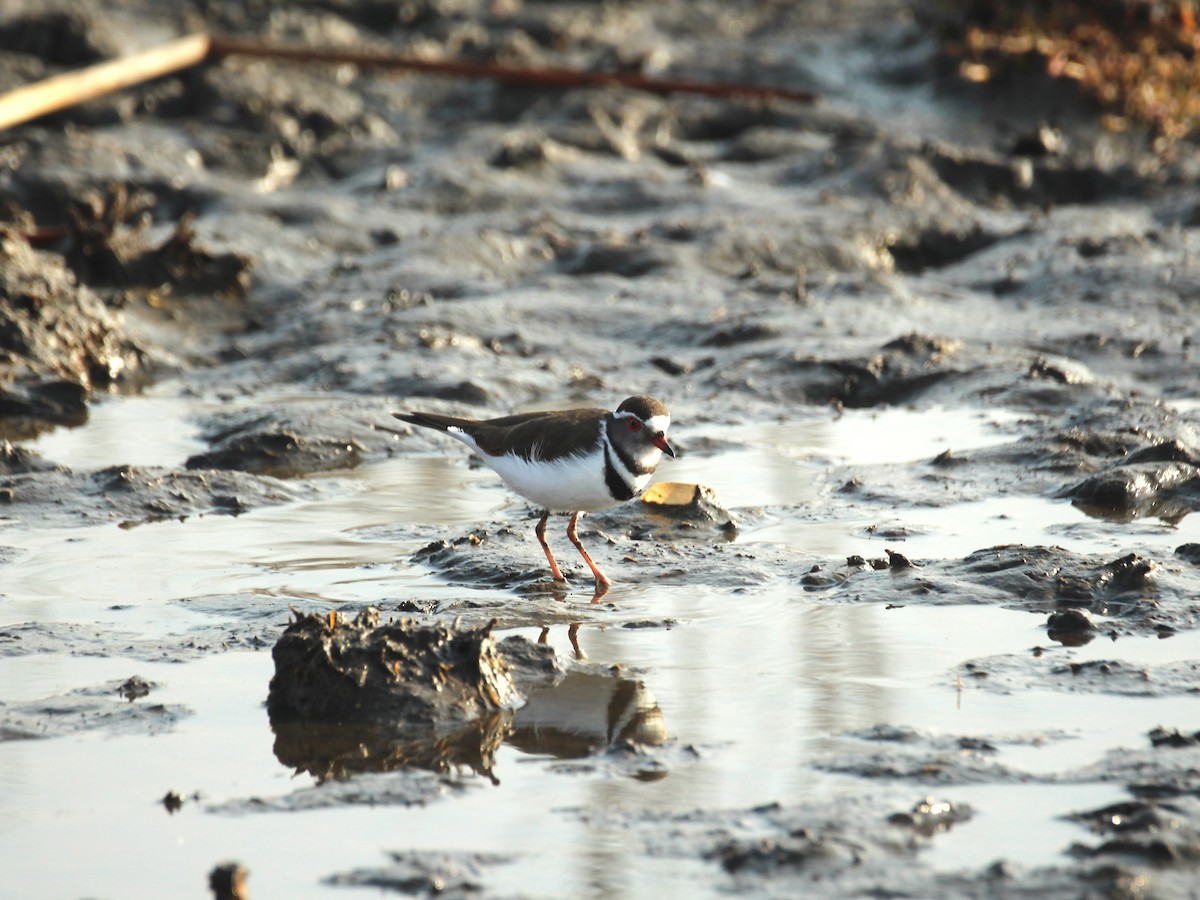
[484,449,618,512]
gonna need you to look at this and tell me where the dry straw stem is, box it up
[0,32,816,131]
[0,33,212,131]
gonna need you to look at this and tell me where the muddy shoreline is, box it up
[3,1,1200,897]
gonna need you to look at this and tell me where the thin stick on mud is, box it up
[205,35,819,104]
[0,32,816,131]
[0,33,212,131]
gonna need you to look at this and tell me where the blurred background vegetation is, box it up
[950,0,1200,147]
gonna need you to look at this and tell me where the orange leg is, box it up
[536,511,567,582]
[566,512,612,596]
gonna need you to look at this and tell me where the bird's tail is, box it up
[392,411,475,433]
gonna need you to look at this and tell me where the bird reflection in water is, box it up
[270,669,668,783]
[508,671,668,762]
[539,622,585,659]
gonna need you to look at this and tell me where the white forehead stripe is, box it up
[644,414,670,433]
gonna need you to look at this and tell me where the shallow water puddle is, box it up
[814,405,1027,467]
[1,455,508,625]
[4,401,1045,623]
[672,404,1023,509]
[2,601,1193,897]
[27,386,209,471]
[870,493,1200,560]
[674,405,1199,559]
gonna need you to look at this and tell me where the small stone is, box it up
[1047,609,1096,646]
[641,482,736,532]
[118,675,152,701]
[162,790,185,813]
[208,862,249,900]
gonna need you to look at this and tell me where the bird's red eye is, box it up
[628,418,641,432]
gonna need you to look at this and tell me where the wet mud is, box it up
[0,674,186,740]
[324,851,513,896]
[266,607,544,725]
[4,0,1200,897]
[1,462,325,527]
[815,544,1200,637]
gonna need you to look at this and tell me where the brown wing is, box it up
[394,407,605,462]
[472,407,605,460]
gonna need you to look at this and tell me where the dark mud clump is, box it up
[0,184,250,436]
[711,796,975,880]
[1069,796,1200,865]
[958,652,1200,697]
[0,676,187,741]
[0,463,317,528]
[1045,608,1097,646]
[817,724,1028,784]
[0,235,139,434]
[1150,727,1200,748]
[1060,438,1200,523]
[1065,787,1200,897]
[325,851,512,895]
[187,429,364,478]
[790,333,968,408]
[184,401,397,477]
[638,481,738,536]
[267,606,539,725]
[0,440,54,475]
[266,607,562,782]
[408,482,756,602]
[412,526,551,593]
[815,544,1200,638]
[61,184,250,297]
